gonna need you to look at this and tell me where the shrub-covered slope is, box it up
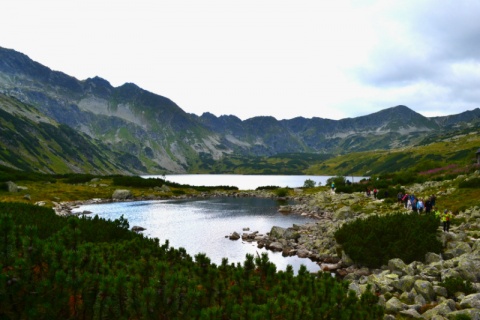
[0,202,384,319]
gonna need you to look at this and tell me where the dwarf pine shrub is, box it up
[440,277,475,298]
[334,212,442,268]
[0,202,385,319]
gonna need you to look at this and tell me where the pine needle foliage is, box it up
[0,202,384,319]
[334,212,442,268]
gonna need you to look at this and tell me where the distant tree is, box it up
[303,179,315,188]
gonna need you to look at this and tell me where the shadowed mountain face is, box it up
[1,46,479,174]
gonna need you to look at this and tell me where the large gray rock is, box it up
[457,257,480,282]
[268,242,284,252]
[112,189,133,200]
[229,232,240,240]
[425,252,443,264]
[444,242,472,259]
[269,226,286,238]
[392,276,416,293]
[5,181,18,192]
[421,300,455,319]
[385,297,406,314]
[283,228,300,240]
[459,293,480,309]
[389,258,407,275]
[333,206,354,220]
[414,280,435,302]
[399,308,423,319]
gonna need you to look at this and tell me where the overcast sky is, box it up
[2,0,480,120]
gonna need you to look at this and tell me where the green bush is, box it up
[256,185,280,191]
[275,188,289,197]
[334,212,442,268]
[113,175,164,188]
[0,202,384,319]
[61,173,96,184]
[440,277,475,298]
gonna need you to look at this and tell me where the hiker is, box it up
[442,209,453,232]
[434,207,442,220]
[412,197,418,213]
[397,192,404,204]
[430,194,436,207]
[402,193,409,208]
[331,182,335,192]
[416,198,424,213]
[366,188,371,197]
[425,198,432,213]
[373,188,378,199]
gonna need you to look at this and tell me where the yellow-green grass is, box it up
[0,178,180,208]
[306,131,480,176]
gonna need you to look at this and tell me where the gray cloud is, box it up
[351,0,480,116]
[357,1,480,86]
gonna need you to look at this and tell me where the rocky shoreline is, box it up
[230,180,480,319]
[51,176,480,319]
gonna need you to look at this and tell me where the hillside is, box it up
[1,46,480,175]
[0,94,145,174]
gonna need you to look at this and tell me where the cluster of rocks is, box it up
[230,178,480,318]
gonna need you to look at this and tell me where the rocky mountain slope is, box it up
[0,94,145,174]
[1,46,479,174]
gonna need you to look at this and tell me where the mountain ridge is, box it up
[1,46,479,174]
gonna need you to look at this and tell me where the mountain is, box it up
[0,46,479,174]
[0,94,145,173]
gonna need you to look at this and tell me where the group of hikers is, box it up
[397,192,454,232]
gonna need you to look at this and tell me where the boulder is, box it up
[278,206,292,213]
[443,242,472,259]
[296,248,310,258]
[388,258,407,275]
[267,242,284,252]
[229,232,240,240]
[459,293,480,309]
[398,308,423,319]
[421,300,455,319]
[283,228,300,240]
[433,285,448,298]
[333,206,354,220]
[112,189,133,200]
[385,297,406,314]
[269,226,286,239]
[456,257,480,282]
[5,181,18,192]
[425,252,443,264]
[414,280,435,302]
[392,276,416,292]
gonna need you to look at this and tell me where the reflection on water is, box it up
[73,197,320,274]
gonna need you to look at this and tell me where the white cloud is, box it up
[1,0,479,120]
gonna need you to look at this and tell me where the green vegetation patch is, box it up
[440,277,475,298]
[459,177,480,189]
[334,212,442,268]
[0,202,384,319]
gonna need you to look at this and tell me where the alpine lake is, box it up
[72,174,364,274]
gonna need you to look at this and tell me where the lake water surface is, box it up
[74,175,367,273]
[73,197,320,273]
[145,174,343,190]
